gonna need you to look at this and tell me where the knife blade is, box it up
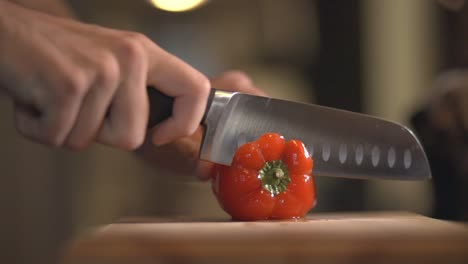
[147,87,431,181]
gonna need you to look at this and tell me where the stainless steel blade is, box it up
[200,90,431,181]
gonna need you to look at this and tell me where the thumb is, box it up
[211,70,267,96]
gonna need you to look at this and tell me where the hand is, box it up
[411,69,468,220]
[412,69,468,175]
[136,71,266,180]
[0,1,209,150]
[428,70,468,144]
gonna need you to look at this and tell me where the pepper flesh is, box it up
[211,133,316,221]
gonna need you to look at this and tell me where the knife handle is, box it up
[146,87,216,128]
[147,86,174,128]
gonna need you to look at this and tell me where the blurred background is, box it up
[1,0,467,263]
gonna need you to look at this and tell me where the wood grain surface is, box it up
[62,212,468,264]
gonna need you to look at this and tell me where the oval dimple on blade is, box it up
[339,143,348,164]
[311,138,426,180]
[388,147,396,168]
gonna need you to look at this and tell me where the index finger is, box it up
[145,44,210,146]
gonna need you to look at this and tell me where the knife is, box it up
[147,87,431,181]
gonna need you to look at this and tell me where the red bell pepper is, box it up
[211,133,316,220]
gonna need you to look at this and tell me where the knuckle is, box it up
[126,32,149,43]
[193,74,211,95]
[117,33,146,64]
[57,68,88,99]
[94,52,120,88]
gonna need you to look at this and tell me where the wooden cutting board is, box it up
[62,212,468,264]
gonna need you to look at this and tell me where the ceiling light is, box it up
[149,0,207,12]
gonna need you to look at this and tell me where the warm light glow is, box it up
[149,0,207,12]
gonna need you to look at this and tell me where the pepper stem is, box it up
[259,160,290,196]
[274,168,285,178]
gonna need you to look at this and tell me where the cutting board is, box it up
[61,212,468,264]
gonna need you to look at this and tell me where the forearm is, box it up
[6,0,74,18]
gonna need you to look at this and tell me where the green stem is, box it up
[259,160,290,196]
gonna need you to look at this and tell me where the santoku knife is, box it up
[147,88,431,181]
